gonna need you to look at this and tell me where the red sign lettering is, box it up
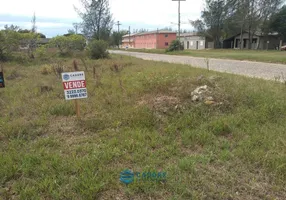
[63,80,86,90]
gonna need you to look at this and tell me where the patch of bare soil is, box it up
[138,94,181,114]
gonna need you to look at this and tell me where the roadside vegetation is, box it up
[1,50,286,199]
[124,48,286,64]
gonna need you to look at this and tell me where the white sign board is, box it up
[61,71,88,100]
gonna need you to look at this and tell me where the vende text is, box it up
[63,81,86,90]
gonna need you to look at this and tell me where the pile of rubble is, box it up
[191,85,216,105]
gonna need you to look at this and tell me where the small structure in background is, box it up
[19,38,51,50]
[223,31,281,50]
[121,30,177,49]
[37,38,51,47]
[177,32,214,50]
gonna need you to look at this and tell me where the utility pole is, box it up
[129,26,131,48]
[115,21,122,49]
[156,28,159,49]
[172,0,186,50]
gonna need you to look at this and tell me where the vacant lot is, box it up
[125,48,286,64]
[1,55,286,199]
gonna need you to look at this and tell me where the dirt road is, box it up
[110,50,286,81]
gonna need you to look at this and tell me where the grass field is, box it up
[124,48,286,64]
[1,54,286,199]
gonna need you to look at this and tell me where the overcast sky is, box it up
[0,0,204,37]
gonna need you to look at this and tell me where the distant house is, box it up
[37,38,51,46]
[19,38,51,50]
[178,33,214,50]
[223,31,281,50]
[122,30,177,49]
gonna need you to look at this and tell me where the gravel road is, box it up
[110,50,286,81]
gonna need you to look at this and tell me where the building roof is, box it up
[38,38,51,44]
[136,30,176,35]
[252,31,279,36]
[122,33,137,38]
[224,31,280,41]
[123,30,177,37]
[20,38,51,45]
[177,32,200,37]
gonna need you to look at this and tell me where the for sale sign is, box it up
[0,71,5,88]
[61,71,88,100]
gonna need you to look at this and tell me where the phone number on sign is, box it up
[66,89,87,95]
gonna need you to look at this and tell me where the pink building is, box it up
[122,31,177,49]
[122,33,136,48]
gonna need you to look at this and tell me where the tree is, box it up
[18,29,46,38]
[160,27,173,31]
[138,28,148,33]
[4,24,20,31]
[259,0,283,36]
[270,5,286,41]
[87,39,109,59]
[133,28,149,33]
[73,23,81,34]
[110,30,128,47]
[0,30,21,61]
[38,33,46,38]
[166,40,184,52]
[200,0,226,48]
[193,0,283,49]
[67,23,82,35]
[18,29,30,34]
[75,0,113,40]
[49,35,86,55]
[190,19,205,34]
[67,29,76,35]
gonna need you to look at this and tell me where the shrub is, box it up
[51,62,65,78]
[87,40,109,59]
[35,45,48,59]
[166,39,184,52]
[48,34,86,56]
[41,65,53,75]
